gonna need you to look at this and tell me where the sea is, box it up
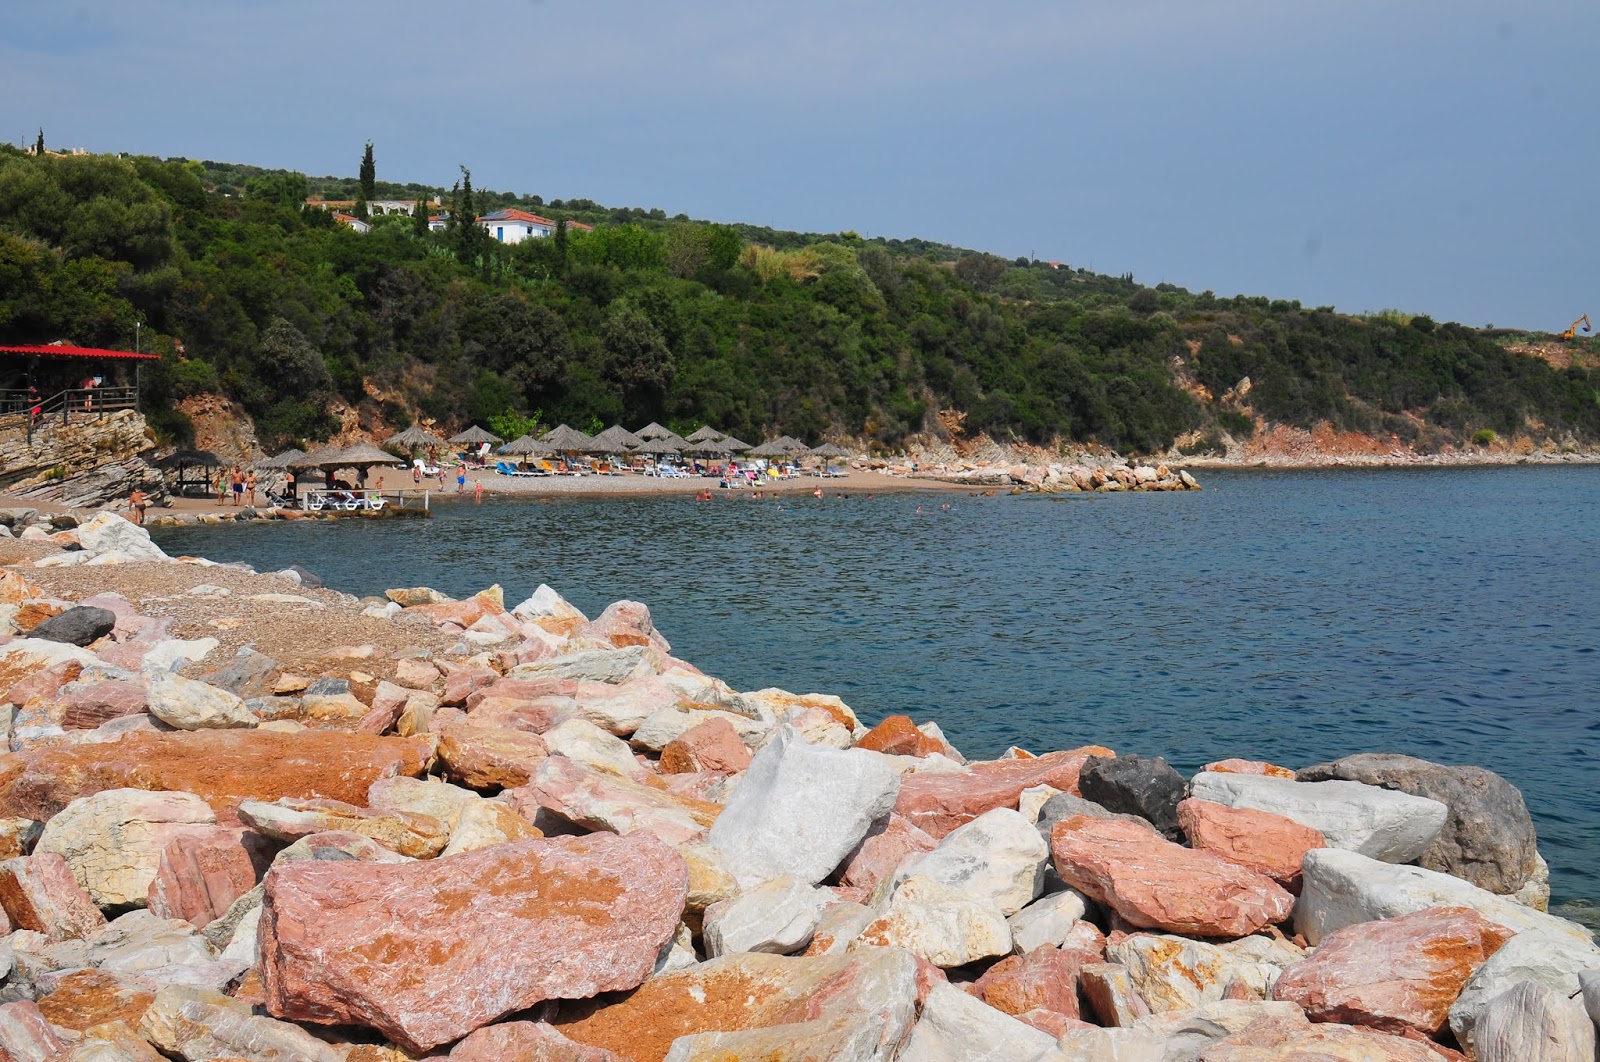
[151,466,1600,915]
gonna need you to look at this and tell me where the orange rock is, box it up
[1203,758,1295,779]
[146,828,273,927]
[35,970,155,1033]
[0,730,433,825]
[437,722,549,789]
[856,715,943,758]
[0,571,46,604]
[971,945,1086,1020]
[0,852,106,941]
[1177,798,1326,890]
[1197,1012,1443,1060]
[895,746,1115,838]
[1051,815,1295,938]
[1271,906,1514,1036]
[659,718,751,775]
[837,813,938,891]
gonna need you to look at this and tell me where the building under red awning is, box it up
[0,344,161,361]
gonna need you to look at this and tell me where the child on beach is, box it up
[473,478,483,504]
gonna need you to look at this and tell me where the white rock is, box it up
[138,983,345,1062]
[510,583,588,624]
[1189,771,1447,862]
[1473,981,1595,1062]
[146,672,257,731]
[36,789,216,907]
[808,902,878,956]
[1581,968,1600,1027]
[1448,928,1600,1054]
[0,638,101,681]
[1017,784,1061,823]
[1055,1026,1167,1062]
[1007,888,1091,954]
[654,922,699,976]
[509,645,650,684]
[1298,848,1597,946]
[543,717,645,778]
[853,875,1012,968]
[898,808,1047,917]
[33,551,92,567]
[139,637,221,672]
[898,982,1058,1062]
[1108,934,1241,1014]
[702,875,824,957]
[1132,999,1305,1059]
[708,726,900,887]
[74,513,167,560]
[631,705,772,752]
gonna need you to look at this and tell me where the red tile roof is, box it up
[0,344,160,362]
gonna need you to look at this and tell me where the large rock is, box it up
[853,874,1012,968]
[544,717,647,778]
[145,828,273,927]
[1271,905,1512,1036]
[1296,848,1596,946]
[659,717,752,775]
[896,807,1047,916]
[1107,934,1254,1014]
[894,746,1113,839]
[1052,815,1294,937]
[839,813,939,892]
[970,943,1086,1020]
[0,637,100,694]
[36,788,217,908]
[554,949,917,1062]
[707,726,900,887]
[138,983,345,1062]
[1007,888,1092,954]
[1177,798,1326,890]
[56,676,149,729]
[451,1021,627,1061]
[33,968,156,1034]
[899,982,1059,1062]
[701,875,824,957]
[1188,771,1447,863]
[0,729,432,825]
[0,1000,68,1062]
[1472,981,1595,1062]
[1297,753,1539,895]
[260,832,688,1053]
[74,513,168,560]
[1132,1000,1305,1059]
[1192,1011,1441,1060]
[437,722,550,788]
[28,605,116,647]
[1446,928,1600,1055]
[0,852,106,941]
[237,797,448,858]
[1078,753,1186,841]
[515,756,719,845]
[1582,968,1600,1027]
[145,671,258,731]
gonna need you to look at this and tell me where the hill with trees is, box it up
[2,142,1596,457]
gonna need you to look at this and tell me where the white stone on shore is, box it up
[631,705,772,752]
[74,513,168,561]
[1007,887,1091,954]
[897,807,1047,917]
[854,875,1012,968]
[1189,771,1447,863]
[1132,999,1304,1057]
[146,672,257,731]
[707,726,900,887]
[898,982,1059,1062]
[702,875,824,957]
[510,645,651,684]
[543,717,647,778]
[1297,848,1597,946]
[139,983,346,1062]
[1582,968,1600,1027]
[140,637,221,672]
[1472,981,1595,1062]
[35,789,216,908]
[1447,928,1600,1055]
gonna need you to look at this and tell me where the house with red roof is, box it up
[476,208,593,245]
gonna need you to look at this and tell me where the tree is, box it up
[412,196,429,237]
[33,129,43,157]
[359,142,376,204]
[454,166,481,268]
[552,218,569,277]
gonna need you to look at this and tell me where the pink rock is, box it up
[1177,798,1327,890]
[1271,906,1514,1036]
[971,944,1086,1020]
[576,600,671,653]
[392,657,440,690]
[838,813,939,891]
[509,757,720,846]
[440,663,500,707]
[4,662,80,710]
[1051,815,1295,937]
[465,675,576,711]
[467,692,576,734]
[146,827,273,927]
[856,715,945,757]
[56,677,149,729]
[658,718,751,775]
[450,1021,627,1061]
[260,832,688,1053]
[437,722,549,789]
[357,681,410,735]
[0,852,106,941]
[0,1000,66,1061]
[1201,758,1296,779]
[1195,1012,1443,1060]
[895,746,1115,838]
[1016,1009,1093,1038]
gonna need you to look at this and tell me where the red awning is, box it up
[0,344,160,362]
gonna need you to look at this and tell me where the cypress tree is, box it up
[33,128,43,157]
[455,166,479,268]
[553,218,570,277]
[359,141,376,204]
[413,196,429,237]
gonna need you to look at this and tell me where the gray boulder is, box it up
[1297,752,1538,894]
[1078,753,1186,841]
[199,649,280,699]
[1582,968,1600,1027]
[28,606,116,647]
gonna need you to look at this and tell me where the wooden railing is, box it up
[0,386,140,444]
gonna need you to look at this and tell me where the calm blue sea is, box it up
[152,467,1600,913]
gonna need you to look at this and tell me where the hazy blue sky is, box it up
[6,1,1597,329]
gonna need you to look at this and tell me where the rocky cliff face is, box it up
[0,409,164,507]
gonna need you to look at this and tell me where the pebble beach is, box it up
[0,511,1592,1060]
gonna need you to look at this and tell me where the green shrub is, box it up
[1471,428,1496,446]
[1217,409,1254,438]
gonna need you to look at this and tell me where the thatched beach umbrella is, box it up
[685,425,725,444]
[500,434,555,456]
[774,435,810,453]
[386,425,448,451]
[157,449,223,496]
[809,442,854,459]
[720,435,752,453]
[635,421,675,440]
[450,425,502,446]
[589,424,643,453]
[541,424,594,451]
[254,448,304,470]
[745,440,791,458]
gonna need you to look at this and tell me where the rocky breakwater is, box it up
[863,456,1201,493]
[0,516,1591,1060]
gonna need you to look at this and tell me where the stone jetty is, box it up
[0,515,1593,1060]
[862,457,1201,493]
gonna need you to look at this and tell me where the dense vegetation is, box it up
[2,145,1596,455]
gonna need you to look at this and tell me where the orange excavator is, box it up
[1559,313,1592,339]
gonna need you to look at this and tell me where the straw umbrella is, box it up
[685,425,725,444]
[255,448,305,469]
[450,425,502,446]
[386,425,448,451]
[774,435,809,453]
[500,434,554,456]
[541,424,593,450]
[331,441,406,487]
[635,421,675,440]
[589,424,644,452]
[809,442,854,460]
[745,440,790,458]
[156,449,222,497]
[720,435,752,453]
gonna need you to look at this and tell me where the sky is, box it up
[5,0,1597,330]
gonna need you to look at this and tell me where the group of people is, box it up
[211,466,257,506]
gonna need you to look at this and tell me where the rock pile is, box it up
[0,514,1592,1060]
[862,456,1201,493]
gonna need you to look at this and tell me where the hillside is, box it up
[2,146,1597,459]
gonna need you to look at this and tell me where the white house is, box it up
[332,212,371,234]
[476,208,592,245]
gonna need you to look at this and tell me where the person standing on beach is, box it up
[229,467,243,506]
[473,477,483,504]
[128,488,147,525]
[245,470,257,506]
[456,465,467,492]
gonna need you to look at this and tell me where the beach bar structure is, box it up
[0,343,161,444]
